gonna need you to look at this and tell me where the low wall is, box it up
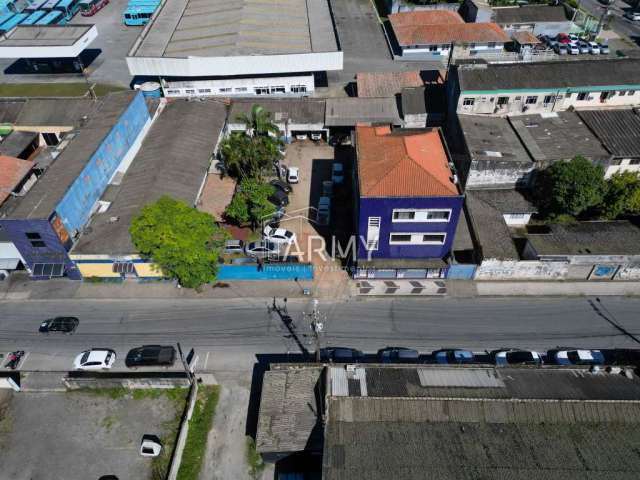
[217,263,313,281]
[64,372,190,390]
[476,260,640,281]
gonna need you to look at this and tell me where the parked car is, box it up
[322,180,333,197]
[295,133,308,141]
[587,41,600,54]
[73,349,116,370]
[316,196,331,226]
[567,33,580,44]
[377,347,419,363]
[245,240,280,259]
[287,166,299,184]
[270,178,292,194]
[433,349,475,365]
[577,41,590,54]
[556,33,571,44]
[610,348,640,366]
[268,189,289,207]
[331,163,344,184]
[554,43,568,55]
[319,347,364,362]
[598,43,610,54]
[492,349,542,366]
[567,43,580,55]
[39,316,79,334]
[223,239,244,254]
[551,349,605,366]
[310,132,323,141]
[125,345,176,367]
[263,226,296,245]
[624,11,640,21]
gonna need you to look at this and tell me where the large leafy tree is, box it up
[600,171,640,219]
[224,179,276,229]
[534,155,606,218]
[130,196,229,289]
[237,104,280,137]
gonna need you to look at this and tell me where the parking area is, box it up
[326,0,443,91]
[0,0,141,87]
[0,387,187,480]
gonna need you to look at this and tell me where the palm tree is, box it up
[237,104,279,137]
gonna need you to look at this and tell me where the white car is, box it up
[316,196,331,226]
[331,163,344,184]
[588,42,600,54]
[567,43,580,55]
[295,134,307,141]
[287,166,299,184]
[73,348,116,370]
[624,11,640,21]
[263,226,296,245]
[568,34,580,44]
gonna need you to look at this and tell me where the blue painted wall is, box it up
[217,264,314,281]
[55,91,149,236]
[357,195,464,261]
[0,219,80,280]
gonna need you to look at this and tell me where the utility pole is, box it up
[305,299,324,362]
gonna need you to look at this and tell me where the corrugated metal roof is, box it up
[417,368,505,388]
[331,366,367,397]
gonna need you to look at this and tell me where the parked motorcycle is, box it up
[4,350,24,370]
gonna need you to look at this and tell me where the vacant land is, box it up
[0,83,126,97]
[0,387,188,480]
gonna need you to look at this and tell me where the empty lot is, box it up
[0,387,187,480]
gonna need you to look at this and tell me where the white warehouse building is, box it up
[126,0,343,98]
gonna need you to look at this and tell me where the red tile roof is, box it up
[392,21,510,46]
[356,126,458,198]
[0,155,32,205]
[389,10,465,27]
[357,71,423,98]
[511,30,541,45]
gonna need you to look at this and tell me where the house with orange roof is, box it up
[388,10,510,60]
[354,125,463,279]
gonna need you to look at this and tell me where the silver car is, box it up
[245,240,280,259]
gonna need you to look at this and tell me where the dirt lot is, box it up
[0,388,187,480]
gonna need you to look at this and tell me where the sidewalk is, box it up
[1,273,639,301]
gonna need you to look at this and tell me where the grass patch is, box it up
[150,388,190,480]
[246,436,265,479]
[176,385,220,480]
[0,83,126,98]
[69,387,129,399]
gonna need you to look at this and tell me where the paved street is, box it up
[1,297,639,372]
[580,0,640,41]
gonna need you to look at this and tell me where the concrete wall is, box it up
[400,43,504,61]
[163,75,315,98]
[458,88,640,116]
[604,158,640,179]
[476,259,640,280]
[466,162,534,188]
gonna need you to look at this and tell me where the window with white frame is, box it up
[389,232,446,245]
[291,85,307,93]
[525,96,538,105]
[392,209,451,223]
[199,89,212,94]
[219,87,232,93]
[254,86,269,95]
[270,86,286,94]
[235,87,248,92]
[462,98,475,107]
[366,217,381,251]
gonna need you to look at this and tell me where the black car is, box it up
[319,347,364,363]
[270,178,293,194]
[39,316,79,334]
[268,189,289,207]
[377,347,419,363]
[125,345,176,368]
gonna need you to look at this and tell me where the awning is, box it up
[0,258,20,270]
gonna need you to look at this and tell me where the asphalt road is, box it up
[1,296,639,372]
[580,0,640,41]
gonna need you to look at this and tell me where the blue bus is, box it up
[123,4,156,26]
[41,0,61,11]
[24,0,49,13]
[53,0,81,21]
[21,9,47,24]
[0,12,28,30]
[35,9,62,24]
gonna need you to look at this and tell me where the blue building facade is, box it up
[354,126,463,279]
[0,91,149,280]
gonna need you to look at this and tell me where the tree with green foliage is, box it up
[237,104,280,138]
[599,171,640,219]
[224,179,276,229]
[130,196,229,289]
[534,155,606,218]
